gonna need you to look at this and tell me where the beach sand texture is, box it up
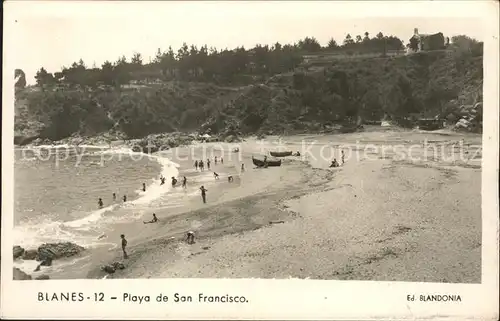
[87,130,481,282]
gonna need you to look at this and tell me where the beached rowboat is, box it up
[269,151,293,157]
[252,156,282,167]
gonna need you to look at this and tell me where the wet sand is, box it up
[87,130,482,282]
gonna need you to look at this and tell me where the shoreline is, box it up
[13,131,482,282]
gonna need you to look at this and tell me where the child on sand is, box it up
[214,172,219,180]
[200,186,208,203]
[186,231,195,244]
[121,234,128,259]
[143,213,158,224]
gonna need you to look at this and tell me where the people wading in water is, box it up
[228,175,234,182]
[142,183,146,192]
[171,176,178,187]
[207,159,211,170]
[199,160,204,171]
[121,234,128,259]
[143,213,158,224]
[160,177,166,185]
[123,195,127,202]
[194,160,198,171]
[200,186,208,203]
[112,193,116,201]
[182,176,187,189]
[98,198,104,208]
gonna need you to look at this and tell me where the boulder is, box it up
[13,268,32,280]
[22,249,38,260]
[13,245,25,259]
[35,274,50,280]
[37,242,85,261]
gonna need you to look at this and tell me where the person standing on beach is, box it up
[221,157,223,164]
[142,183,146,192]
[207,159,211,170]
[199,160,204,171]
[194,160,198,171]
[112,193,116,201]
[213,172,219,180]
[214,156,218,165]
[200,186,208,203]
[123,195,127,202]
[121,234,128,259]
[182,176,187,188]
[98,198,104,208]
[341,150,345,165]
[241,163,245,172]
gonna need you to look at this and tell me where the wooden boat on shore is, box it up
[269,151,293,157]
[252,156,282,167]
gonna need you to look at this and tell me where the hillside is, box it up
[203,49,483,135]
[14,47,483,145]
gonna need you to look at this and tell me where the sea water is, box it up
[13,145,181,276]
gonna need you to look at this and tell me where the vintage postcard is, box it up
[2,1,499,319]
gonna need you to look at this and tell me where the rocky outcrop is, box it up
[454,102,482,133]
[36,242,85,261]
[22,249,38,260]
[14,135,40,146]
[13,268,32,280]
[13,246,25,259]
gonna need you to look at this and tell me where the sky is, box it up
[4,1,495,84]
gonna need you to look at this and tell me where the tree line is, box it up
[29,32,405,89]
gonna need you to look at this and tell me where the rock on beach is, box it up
[36,242,85,261]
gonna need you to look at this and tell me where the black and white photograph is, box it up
[2,1,499,320]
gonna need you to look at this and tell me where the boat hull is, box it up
[252,156,281,167]
[269,151,293,157]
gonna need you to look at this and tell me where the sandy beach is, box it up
[87,129,482,283]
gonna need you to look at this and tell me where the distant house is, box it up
[408,28,446,53]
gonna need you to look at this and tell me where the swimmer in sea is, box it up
[123,195,127,202]
[98,198,104,208]
[142,183,146,192]
[112,193,116,201]
[143,213,158,224]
